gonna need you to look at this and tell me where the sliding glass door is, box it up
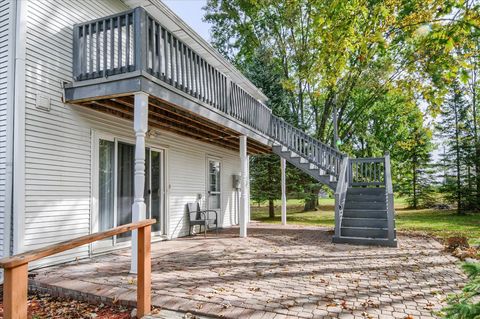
[98,140,115,233]
[116,142,135,240]
[96,137,165,248]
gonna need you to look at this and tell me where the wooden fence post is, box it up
[4,263,28,319]
[137,225,151,317]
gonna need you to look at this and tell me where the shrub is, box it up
[442,262,480,319]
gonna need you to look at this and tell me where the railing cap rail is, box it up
[349,157,385,163]
[73,8,136,29]
[0,219,156,269]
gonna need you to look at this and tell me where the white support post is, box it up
[239,136,248,238]
[281,157,287,225]
[130,92,149,274]
[246,155,251,223]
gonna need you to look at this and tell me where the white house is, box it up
[0,0,396,276]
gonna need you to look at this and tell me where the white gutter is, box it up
[12,0,27,254]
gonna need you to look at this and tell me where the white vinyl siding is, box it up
[23,0,130,267]
[23,0,241,268]
[0,0,14,259]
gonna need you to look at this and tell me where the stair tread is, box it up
[335,236,396,241]
[342,217,388,220]
[341,226,388,230]
[344,209,387,212]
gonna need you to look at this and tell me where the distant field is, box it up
[250,198,480,245]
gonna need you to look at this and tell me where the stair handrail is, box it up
[269,115,345,176]
[384,153,395,242]
[334,156,349,238]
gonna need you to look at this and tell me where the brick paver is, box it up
[31,223,466,318]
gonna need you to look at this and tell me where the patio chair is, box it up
[186,202,218,237]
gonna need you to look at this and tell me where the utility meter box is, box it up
[232,174,241,189]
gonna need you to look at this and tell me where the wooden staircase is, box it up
[268,121,397,247]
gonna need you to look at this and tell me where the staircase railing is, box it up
[269,115,344,176]
[384,153,395,242]
[334,156,350,238]
[348,157,385,187]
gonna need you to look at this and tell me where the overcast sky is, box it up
[163,0,211,42]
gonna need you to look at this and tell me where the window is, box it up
[207,159,221,210]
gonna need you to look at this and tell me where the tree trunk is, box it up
[412,155,417,209]
[268,199,275,219]
[454,98,463,215]
[471,63,479,209]
[303,185,319,211]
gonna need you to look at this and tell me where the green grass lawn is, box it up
[251,198,480,244]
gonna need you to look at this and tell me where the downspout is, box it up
[12,0,27,254]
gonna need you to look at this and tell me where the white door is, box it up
[147,149,166,235]
[207,159,221,212]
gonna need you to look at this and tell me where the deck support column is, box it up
[239,135,248,237]
[131,92,149,274]
[281,157,287,225]
[247,155,251,223]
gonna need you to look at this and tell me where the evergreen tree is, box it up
[437,82,472,214]
[396,121,435,209]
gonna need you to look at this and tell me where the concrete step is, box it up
[344,201,386,210]
[347,187,386,196]
[341,227,388,238]
[343,209,387,219]
[332,236,398,247]
[342,217,388,228]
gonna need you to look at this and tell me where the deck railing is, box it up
[348,157,385,187]
[72,7,272,136]
[0,219,156,319]
[72,7,343,176]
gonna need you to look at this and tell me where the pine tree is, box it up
[437,82,472,214]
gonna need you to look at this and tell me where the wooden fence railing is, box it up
[0,219,156,319]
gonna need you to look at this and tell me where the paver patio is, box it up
[30,223,466,319]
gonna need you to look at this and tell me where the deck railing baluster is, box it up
[168,33,173,84]
[181,43,186,91]
[126,14,131,70]
[95,22,100,76]
[88,24,93,76]
[118,16,122,72]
